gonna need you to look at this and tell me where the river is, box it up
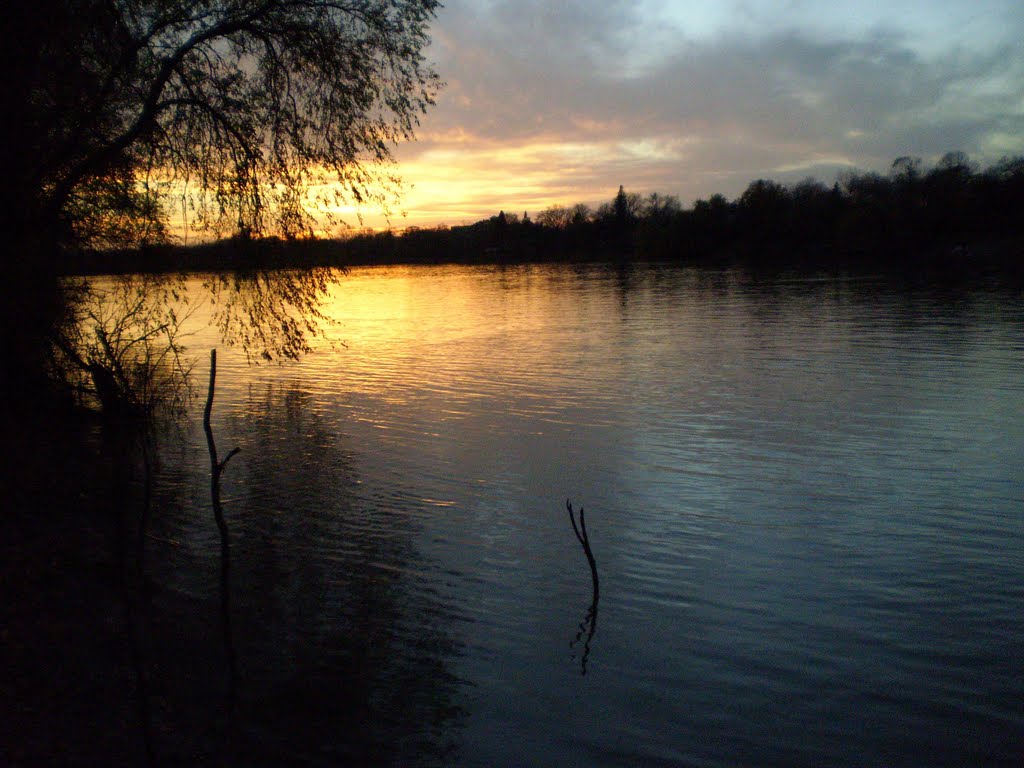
[105,263,1024,765]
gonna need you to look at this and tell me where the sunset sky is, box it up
[348,0,1024,231]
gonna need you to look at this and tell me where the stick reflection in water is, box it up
[567,499,599,675]
[203,349,241,716]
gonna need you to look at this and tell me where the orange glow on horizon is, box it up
[164,133,705,239]
[319,136,694,233]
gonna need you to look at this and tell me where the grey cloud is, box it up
[407,1,1024,203]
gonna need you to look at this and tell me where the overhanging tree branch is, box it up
[43,0,438,235]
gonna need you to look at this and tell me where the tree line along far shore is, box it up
[73,152,1024,275]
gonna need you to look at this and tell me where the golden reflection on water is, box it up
[319,264,579,347]
[309,265,628,409]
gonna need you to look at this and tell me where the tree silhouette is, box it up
[891,156,923,184]
[606,185,642,225]
[5,0,441,402]
[537,205,571,229]
[613,185,630,225]
[10,0,441,252]
[643,192,682,222]
[326,152,1023,269]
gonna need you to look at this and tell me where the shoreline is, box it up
[57,232,1024,279]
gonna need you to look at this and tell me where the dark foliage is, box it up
[3,0,440,407]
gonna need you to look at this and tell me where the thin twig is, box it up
[567,499,600,675]
[567,499,599,598]
[203,349,240,713]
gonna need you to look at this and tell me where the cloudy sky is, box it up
[356,0,1024,229]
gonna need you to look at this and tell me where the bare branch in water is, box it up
[203,349,240,716]
[567,499,599,598]
[567,499,600,675]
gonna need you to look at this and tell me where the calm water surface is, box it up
[144,264,1023,766]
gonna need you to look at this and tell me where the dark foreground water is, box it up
[20,264,1024,765]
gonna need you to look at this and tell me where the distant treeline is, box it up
[68,153,1024,274]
